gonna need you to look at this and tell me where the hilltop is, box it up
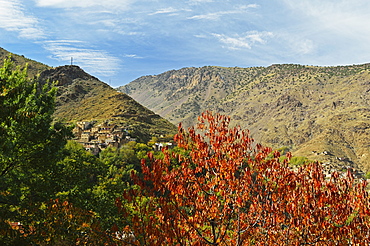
[0,48,176,142]
[119,64,370,174]
[38,65,176,142]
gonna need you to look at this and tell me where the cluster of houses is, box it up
[72,121,137,155]
[72,121,174,155]
[311,150,365,180]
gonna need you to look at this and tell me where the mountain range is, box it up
[2,46,370,177]
[119,64,370,176]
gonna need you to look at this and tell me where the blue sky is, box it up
[1,0,370,87]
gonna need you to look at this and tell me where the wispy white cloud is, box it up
[34,0,134,10]
[123,54,143,59]
[240,4,259,9]
[187,0,213,4]
[290,38,314,55]
[148,7,192,16]
[212,31,273,50]
[188,4,258,20]
[281,0,370,39]
[188,13,219,20]
[149,7,180,15]
[212,34,252,49]
[42,40,121,77]
[275,0,370,64]
[34,1,146,40]
[275,33,315,56]
[6,0,370,88]
[0,0,44,39]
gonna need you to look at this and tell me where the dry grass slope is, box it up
[120,64,370,175]
[0,48,176,143]
[38,65,176,142]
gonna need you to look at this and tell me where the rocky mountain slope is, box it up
[119,64,370,174]
[38,65,176,142]
[0,48,176,142]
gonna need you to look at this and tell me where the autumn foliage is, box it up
[118,111,370,245]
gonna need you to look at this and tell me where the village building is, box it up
[76,121,92,130]
[152,142,173,151]
[72,120,136,154]
[91,125,100,134]
[80,132,91,142]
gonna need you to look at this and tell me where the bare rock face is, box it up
[38,65,111,105]
[39,65,97,86]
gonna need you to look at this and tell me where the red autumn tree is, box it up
[117,111,370,245]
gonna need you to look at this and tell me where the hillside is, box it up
[0,48,176,142]
[0,47,50,77]
[119,64,370,174]
[38,65,176,142]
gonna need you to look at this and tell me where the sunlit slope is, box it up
[120,64,370,173]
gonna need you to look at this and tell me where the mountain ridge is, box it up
[119,63,370,174]
[3,46,370,175]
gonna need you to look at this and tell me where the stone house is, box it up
[80,132,91,142]
[76,121,92,130]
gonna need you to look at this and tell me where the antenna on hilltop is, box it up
[71,57,73,65]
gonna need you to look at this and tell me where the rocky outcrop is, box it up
[39,65,99,86]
